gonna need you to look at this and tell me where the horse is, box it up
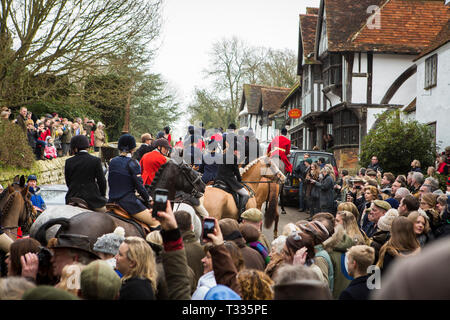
[254,179,285,238]
[201,156,285,223]
[31,160,206,246]
[0,175,36,241]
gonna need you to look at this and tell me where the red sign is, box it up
[288,108,302,119]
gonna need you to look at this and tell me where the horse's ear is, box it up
[13,175,20,184]
[19,175,26,188]
[21,185,29,197]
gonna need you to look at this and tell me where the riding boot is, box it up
[239,195,250,217]
[0,233,14,253]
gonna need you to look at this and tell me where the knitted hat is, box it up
[377,209,399,232]
[22,286,80,300]
[298,221,329,245]
[27,175,37,182]
[93,227,125,256]
[305,158,313,164]
[373,200,391,212]
[80,260,121,300]
[204,285,241,300]
[241,208,263,222]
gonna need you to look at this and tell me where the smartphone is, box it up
[153,188,169,217]
[202,218,216,241]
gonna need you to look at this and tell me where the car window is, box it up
[290,153,336,169]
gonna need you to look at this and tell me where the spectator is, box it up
[381,172,395,189]
[27,175,46,213]
[359,185,379,230]
[22,285,79,300]
[80,260,121,300]
[219,218,265,271]
[237,269,274,300]
[391,180,403,197]
[436,194,448,217]
[395,187,411,203]
[337,201,360,222]
[240,208,271,250]
[115,236,158,300]
[367,155,382,173]
[358,168,366,178]
[424,176,439,193]
[133,133,155,162]
[335,211,366,245]
[409,159,422,173]
[26,120,38,154]
[94,122,106,152]
[294,154,311,212]
[174,210,205,285]
[311,165,335,214]
[191,243,216,300]
[305,162,321,217]
[93,226,125,273]
[61,118,72,156]
[5,238,40,277]
[223,241,245,272]
[407,211,434,247]
[411,172,424,198]
[365,200,391,238]
[371,208,398,260]
[0,277,36,300]
[436,154,449,175]
[16,107,28,132]
[398,194,420,216]
[239,224,270,266]
[1,107,11,120]
[272,264,331,300]
[339,245,375,300]
[427,166,437,179]
[44,136,57,160]
[376,216,420,275]
[420,193,440,234]
[265,236,287,279]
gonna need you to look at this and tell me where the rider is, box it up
[267,127,292,175]
[65,135,107,212]
[27,175,46,213]
[216,140,249,216]
[108,134,159,229]
[140,138,170,186]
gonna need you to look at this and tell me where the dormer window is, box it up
[323,53,342,88]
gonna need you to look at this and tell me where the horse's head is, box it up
[260,157,286,184]
[149,160,206,199]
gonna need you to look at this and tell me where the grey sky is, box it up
[152,0,320,138]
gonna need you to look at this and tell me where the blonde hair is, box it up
[407,211,430,234]
[412,159,421,168]
[237,269,274,300]
[337,202,360,221]
[0,277,36,300]
[364,185,379,199]
[336,211,366,245]
[347,245,375,273]
[122,237,158,291]
[55,263,85,296]
[324,164,335,181]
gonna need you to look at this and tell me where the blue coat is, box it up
[199,152,219,183]
[29,186,46,211]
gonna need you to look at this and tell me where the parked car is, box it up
[282,150,338,205]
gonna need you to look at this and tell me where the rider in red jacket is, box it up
[140,139,170,186]
[267,128,292,174]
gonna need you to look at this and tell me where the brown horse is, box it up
[201,156,285,222]
[254,179,284,238]
[0,176,36,241]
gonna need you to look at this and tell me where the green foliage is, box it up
[188,89,233,130]
[130,74,180,138]
[359,110,436,175]
[0,120,35,169]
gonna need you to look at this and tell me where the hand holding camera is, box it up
[152,189,177,231]
[203,217,224,246]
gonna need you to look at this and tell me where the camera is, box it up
[37,246,53,269]
[355,185,362,190]
[202,218,216,241]
[153,188,168,217]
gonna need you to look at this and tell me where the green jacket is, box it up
[182,230,205,286]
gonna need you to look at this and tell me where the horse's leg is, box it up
[279,184,286,215]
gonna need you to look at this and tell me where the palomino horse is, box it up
[201,156,285,223]
[0,175,36,240]
[31,160,205,245]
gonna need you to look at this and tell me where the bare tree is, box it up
[0,0,162,108]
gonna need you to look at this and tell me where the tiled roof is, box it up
[260,87,291,112]
[306,7,319,15]
[350,0,450,54]
[318,0,449,54]
[241,84,290,114]
[319,0,385,52]
[300,13,319,63]
[415,20,450,60]
[281,81,301,107]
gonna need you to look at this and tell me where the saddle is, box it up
[213,180,248,219]
[68,197,91,210]
[105,203,150,237]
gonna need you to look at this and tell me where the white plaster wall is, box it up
[350,53,368,104]
[372,54,416,104]
[415,42,450,152]
[367,107,389,132]
[389,72,417,106]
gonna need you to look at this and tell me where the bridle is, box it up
[0,190,36,237]
[179,162,205,198]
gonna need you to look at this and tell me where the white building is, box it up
[238,84,290,145]
[413,21,450,152]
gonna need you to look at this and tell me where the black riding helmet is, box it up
[153,138,170,149]
[70,135,90,151]
[118,134,136,152]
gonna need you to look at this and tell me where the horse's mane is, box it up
[148,161,172,191]
[241,156,267,175]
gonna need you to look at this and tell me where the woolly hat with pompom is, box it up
[377,209,399,232]
[93,227,125,256]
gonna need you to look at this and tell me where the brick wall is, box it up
[334,147,360,175]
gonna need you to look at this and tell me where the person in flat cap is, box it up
[370,208,399,261]
[240,208,271,250]
[80,260,121,300]
[365,200,391,238]
[22,285,80,300]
